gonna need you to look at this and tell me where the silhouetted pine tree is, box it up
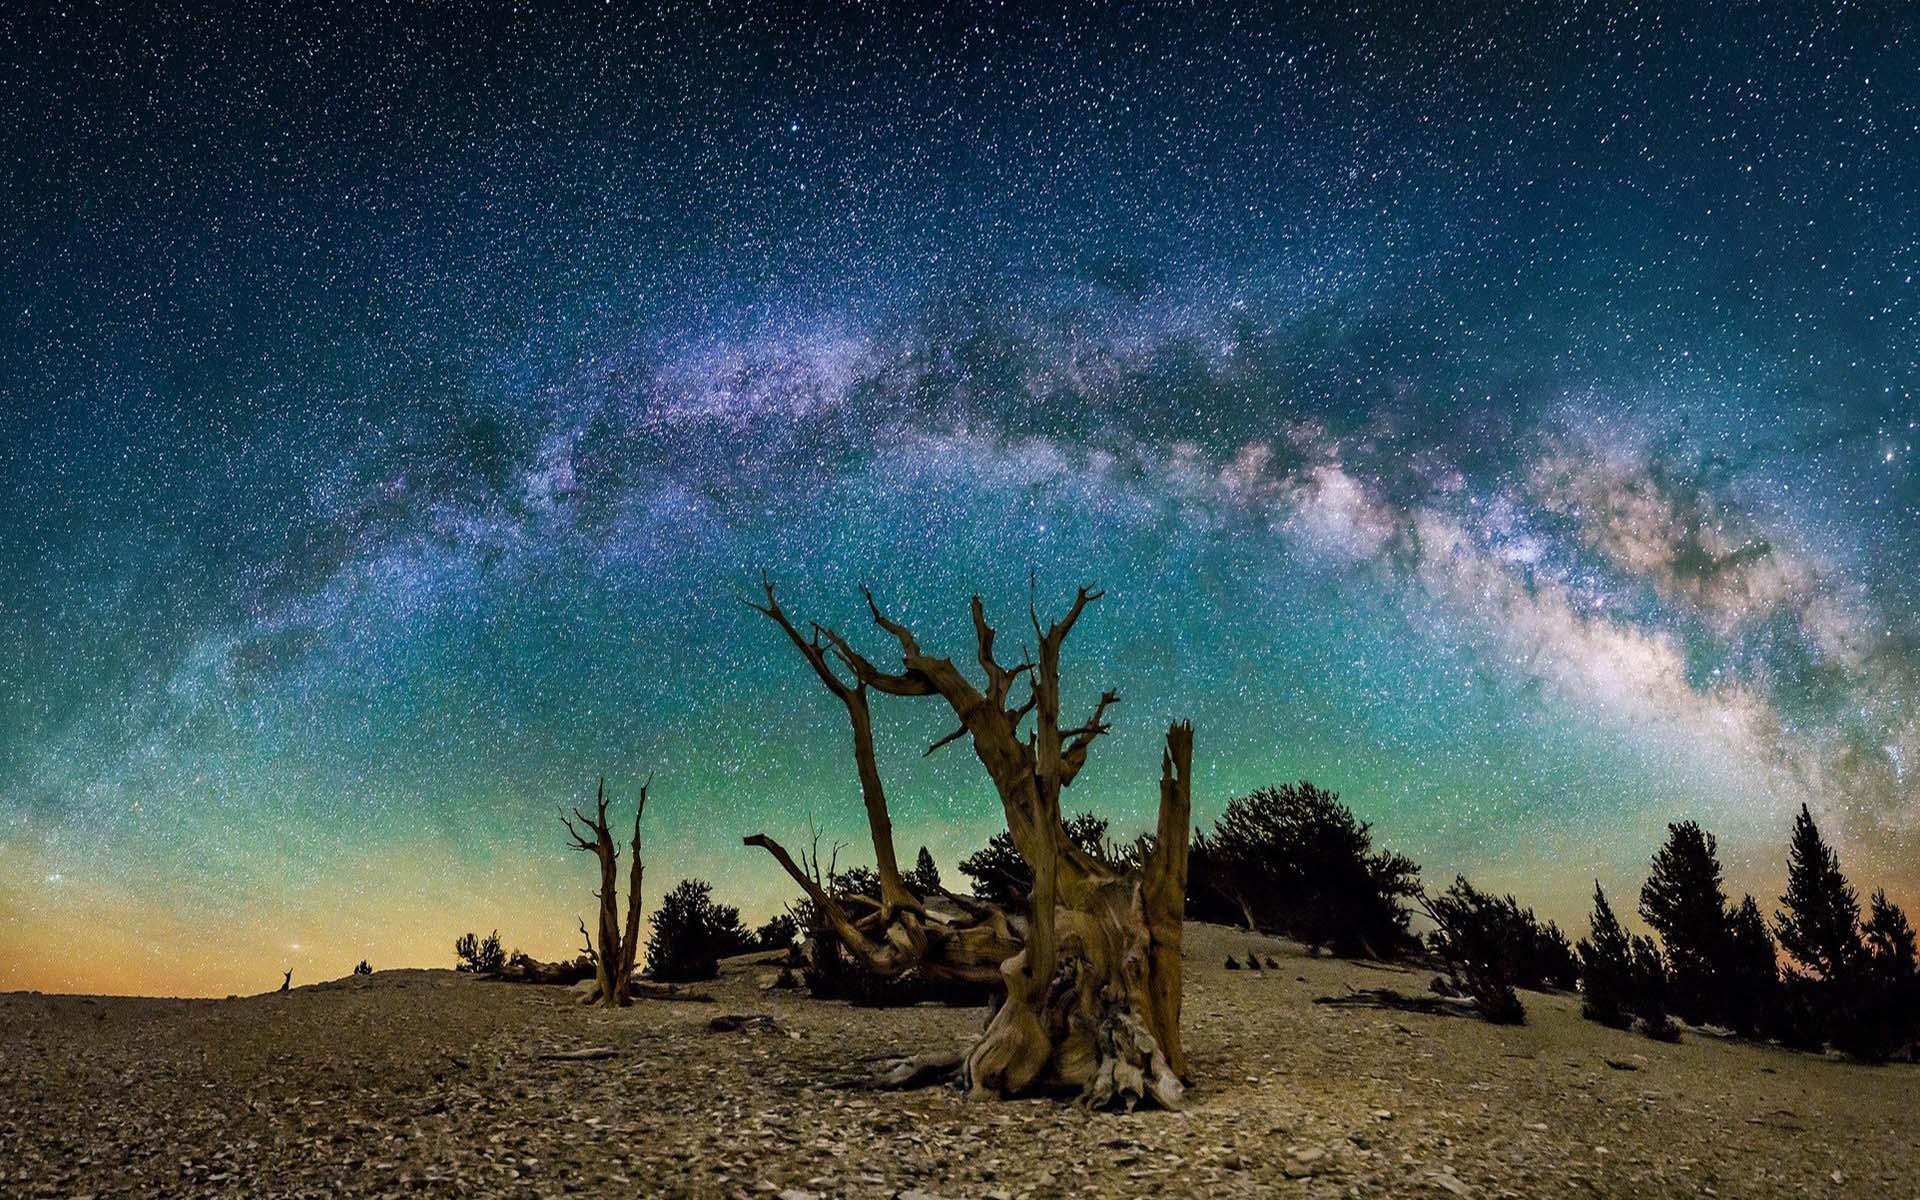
[1862,889,1917,979]
[1716,894,1780,1038]
[1629,934,1681,1042]
[1773,804,1860,982]
[645,879,752,982]
[1189,781,1421,958]
[1638,821,1730,1024]
[905,846,943,896]
[1533,921,1582,991]
[1833,890,1920,1061]
[959,811,1113,908]
[1577,882,1635,1030]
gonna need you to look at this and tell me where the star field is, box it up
[1,2,1916,995]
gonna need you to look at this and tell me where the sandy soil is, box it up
[3,923,1913,1199]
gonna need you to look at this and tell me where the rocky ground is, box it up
[3,922,1913,1199]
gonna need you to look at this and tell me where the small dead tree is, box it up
[561,775,649,1007]
[746,576,1194,1108]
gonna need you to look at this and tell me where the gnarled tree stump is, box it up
[746,578,1193,1108]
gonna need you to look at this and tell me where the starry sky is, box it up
[3,2,1916,997]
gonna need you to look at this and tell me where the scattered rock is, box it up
[535,1046,618,1061]
[709,1014,785,1035]
[3,925,1907,1199]
[1427,1169,1474,1197]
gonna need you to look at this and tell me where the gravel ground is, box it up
[3,923,1913,1199]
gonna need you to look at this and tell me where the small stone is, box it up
[1426,1171,1473,1198]
[1373,1110,1394,1120]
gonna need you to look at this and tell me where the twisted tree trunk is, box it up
[562,777,649,1007]
[746,578,1193,1108]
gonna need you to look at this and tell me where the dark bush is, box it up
[455,930,505,974]
[1189,781,1422,959]
[958,811,1114,908]
[353,960,372,976]
[645,879,752,982]
[1425,876,1574,993]
[753,912,799,953]
[1422,877,1527,1024]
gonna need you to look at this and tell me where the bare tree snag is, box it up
[745,575,1194,1109]
[562,776,650,1007]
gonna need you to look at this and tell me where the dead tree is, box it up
[561,776,649,1007]
[746,577,1194,1109]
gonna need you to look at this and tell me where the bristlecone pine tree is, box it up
[1773,803,1860,982]
[1638,820,1729,1025]
[1628,934,1681,1042]
[1576,881,1634,1030]
[1717,894,1780,1037]
[561,776,649,1006]
[746,577,1194,1108]
[906,846,943,897]
[958,811,1115,908]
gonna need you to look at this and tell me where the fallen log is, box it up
[1313,987,1480,1018]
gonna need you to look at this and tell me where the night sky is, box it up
[3,3,1916,997]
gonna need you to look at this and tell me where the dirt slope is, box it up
[3,923,1912,1199]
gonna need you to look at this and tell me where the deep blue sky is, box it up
[2,2,1915,994]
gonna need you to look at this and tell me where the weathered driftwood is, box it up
[537,1046,619,1062]
[707,1014,791,1036]
[746,577,1194,1109]
[869,1050,967,1090]
[630,980,715,1003]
